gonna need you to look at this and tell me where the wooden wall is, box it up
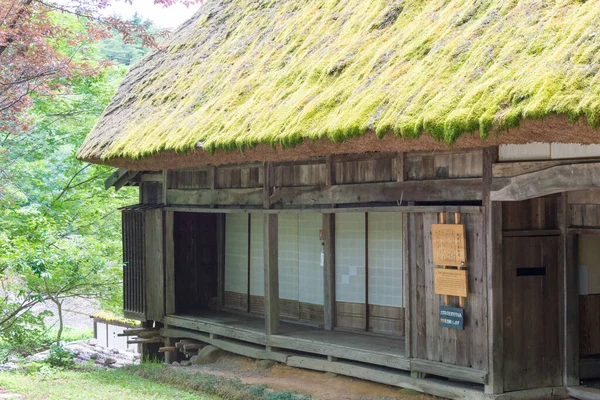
[407,211,487,371]
[406,150,482,180]
[581,295,600,357]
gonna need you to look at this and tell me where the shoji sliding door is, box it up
[335,212,404,336]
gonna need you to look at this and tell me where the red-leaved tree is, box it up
[0,0,198,137]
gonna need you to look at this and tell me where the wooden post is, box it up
[396,152,406,183]
[216,214,226,310]
[164,210,175,315]
[439,212,450,306]
[264,214,279,335]
[162,170,168,205]
[163,326,176,364]
[455,212,466,308]
[561,193,579,385]
[403,212,411,357]
[323,213,335,330]
[484,147,504,395]
[263,162,274,209]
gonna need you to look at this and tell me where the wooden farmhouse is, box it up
[78,1,600,398]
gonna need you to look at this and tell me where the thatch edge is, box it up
[79,115,600,171]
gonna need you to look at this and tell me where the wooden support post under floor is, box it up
[264,213,279,335]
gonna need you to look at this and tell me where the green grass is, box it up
[0,366,214,400]
[0,363,309,400]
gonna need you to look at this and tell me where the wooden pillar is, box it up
[264,213,279,335]
[484,147,504,395]
[216,213,226,310]
[561,193,579,385]
[164,210,175,315]
[162,170,168,205]
[403,212,411,356]
[323,213,335,330]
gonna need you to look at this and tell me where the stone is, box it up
[190,345,221,365]
[257,359,276,370]
[103,357,117,365]
[180,360,191,366]
[171,361,180,366]
[90,353,99,360]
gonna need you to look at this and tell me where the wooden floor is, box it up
[165,310,408,369]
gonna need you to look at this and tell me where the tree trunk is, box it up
[56,299,63,343]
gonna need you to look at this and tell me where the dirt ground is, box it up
[178,353,438,400]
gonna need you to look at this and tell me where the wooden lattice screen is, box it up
[122,210,146,319]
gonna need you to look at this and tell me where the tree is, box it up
[0,14,139,344]
[0,0,198,137]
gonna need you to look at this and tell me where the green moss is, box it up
[77,0,600,162]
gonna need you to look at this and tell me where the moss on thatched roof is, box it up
[78,0,600,162]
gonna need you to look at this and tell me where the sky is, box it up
[107,0,203,28]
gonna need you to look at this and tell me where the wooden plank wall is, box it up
[408,211,487,371]
[144,208,164,322]
[406,150,483,180]
[502,196,558,231]
[580,295,600,357]
[571,205,600,228]
[141,182,162,204]
[169,166,263,190]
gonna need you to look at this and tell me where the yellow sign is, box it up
[432,224,466,267]
[434,269,468,297]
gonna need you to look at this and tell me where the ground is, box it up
[170,352,436,400]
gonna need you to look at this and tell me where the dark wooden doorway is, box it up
[173,212,218,314]
[503,235,562,391]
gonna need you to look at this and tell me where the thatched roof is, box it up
[78,0,600,168]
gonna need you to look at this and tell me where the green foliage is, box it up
[0,310,50,355]
[45,344,76,368]
[98,13,157,66]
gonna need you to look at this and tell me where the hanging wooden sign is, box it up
[434,268,468,297]
[432,224,466,267]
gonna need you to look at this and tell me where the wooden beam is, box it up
[491,162,600,201]
[483,147,504,395]
[492,159,600,178]
[271,178,483,206]
[322,213,335,330]
[264,214,279,335]
[568,189,600,205]
[410,359,488,385]
[167,188,263,206]
[140,173,163,182]
[166,205,483,215]
[164,211,175,315]
[566,386,600,400]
